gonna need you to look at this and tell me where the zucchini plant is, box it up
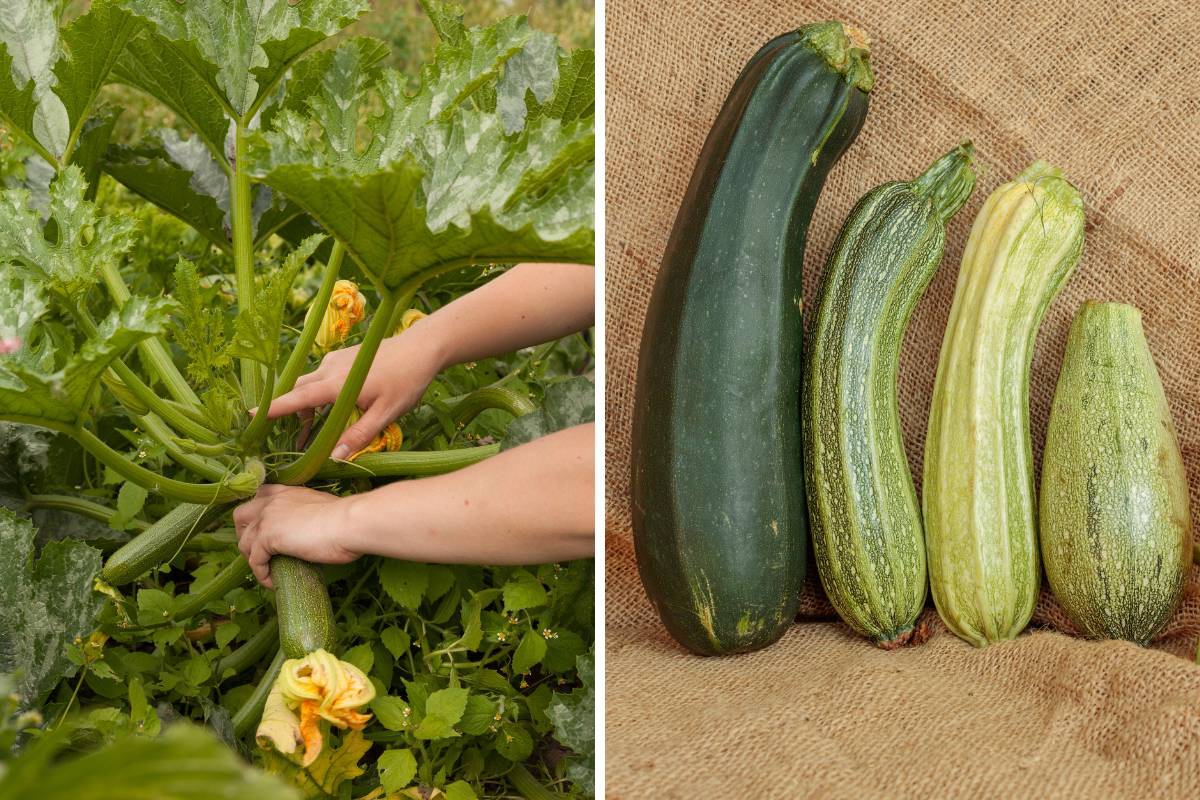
[0,0,594,796]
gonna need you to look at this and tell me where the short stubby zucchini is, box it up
[630,22,873,655]
[804,143,975,647]
[923,161,1085,648]
[1040,301,1191,645]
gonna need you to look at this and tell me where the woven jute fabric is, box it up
[605,0,1200,795]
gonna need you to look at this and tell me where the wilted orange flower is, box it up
[256,649,375,766]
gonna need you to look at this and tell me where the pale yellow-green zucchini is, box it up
[1040,302,1191,645]
[923,162,1084,648]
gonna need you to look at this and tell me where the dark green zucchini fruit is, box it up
[630,22,873,655]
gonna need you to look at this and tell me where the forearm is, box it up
[416,262,595,370]
[338,423,595,564]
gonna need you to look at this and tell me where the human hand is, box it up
[258,326,444,460]
[232,484,358,588]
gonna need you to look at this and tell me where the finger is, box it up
[263,380,337,419]
[332,404,393,461]
[248,539,274,589]
[293,369,322,389]
[236,518,255,560]
[254,483,291,499]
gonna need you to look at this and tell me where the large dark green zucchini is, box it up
[803,144,975,647]
[272,555,336,658]
[1040,301,1191,645]
[630,22,873,656]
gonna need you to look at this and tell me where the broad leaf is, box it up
[495,30,557,134]
[227,234,324,366]
[503,375,595,451]
[546,650,594,795]
[420,0,466,45]
[0,165,137,301]
[250,19,593,291]
[0,294,172,426]
[103,137,229,251]
[104,129,312,253]
[0,722,299,798]
[116,0,368,119]
[0,506,103,708]
[0,0,139,161]
[534,49,595,123]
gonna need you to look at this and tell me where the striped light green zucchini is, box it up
[923,161,1085,648]
[1040,301,1191,644]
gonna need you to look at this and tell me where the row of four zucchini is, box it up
[629,21,1190,656]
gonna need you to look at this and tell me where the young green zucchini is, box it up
[272,555,336,659]
[631,22,872,655]
[923,162,1085,647]
[1040,302,1191,645]
[101,502,226,585]
[803,143,975,647]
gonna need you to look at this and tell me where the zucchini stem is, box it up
[24,493,148,531]
[275,241,345,398]
[232,122,260,408]
[274,290,400,485]
[313,444,500,479]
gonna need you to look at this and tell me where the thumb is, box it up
[331,405,392,460]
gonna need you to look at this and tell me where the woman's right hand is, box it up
[257,322,444,460]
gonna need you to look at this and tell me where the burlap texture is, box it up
[605,0,1200,795]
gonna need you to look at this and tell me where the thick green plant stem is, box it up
[98,260,202,408]
[275,290,400,485]
[74,428,254,504]
[172,555,253,621]
[217,618,280,681]
[24,494,148,531]
[240,368,276,449]
[232,123,260,408]
[415,385,536,447]
[137,412,230,481]
[172,437,231,457]
[275,241,345,398]
[107,359,221,444]
[314,444,500,479]
[232,649,286,738]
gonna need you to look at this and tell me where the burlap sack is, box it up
[605,1,1200,795]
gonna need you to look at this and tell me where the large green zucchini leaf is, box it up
[0,287,170,427]
[0,507,103,709]
[112,0,369,157]
[249,21,594,291]
[102,130,313,253]
[0,165,135,301]
[0,0,140,162]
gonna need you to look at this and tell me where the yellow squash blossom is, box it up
[256,649,375,767]
[309,279,367,352]
[343,406,404,461]
[392,307,427,337]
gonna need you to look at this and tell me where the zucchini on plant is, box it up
[631,22,872,656]
[1040,302,1191,645]
[803,143,975,647]
[0,0,592,787]
[923,162,1085,647]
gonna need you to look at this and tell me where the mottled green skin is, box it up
[1040,302,1191,645]
[102,502,224,585]
[923,162,1085,648]
[804,145,974,645]
[630,25,871,656]
[273,555,336,658]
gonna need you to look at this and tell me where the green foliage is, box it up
[547,651,594,795]
[0,0,595,796]
[0,717,299,800]
[0,507,103,708]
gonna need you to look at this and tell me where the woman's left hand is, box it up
[232,485,358,588]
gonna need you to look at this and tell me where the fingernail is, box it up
[248,407,257,416]
[332,444,350,460]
